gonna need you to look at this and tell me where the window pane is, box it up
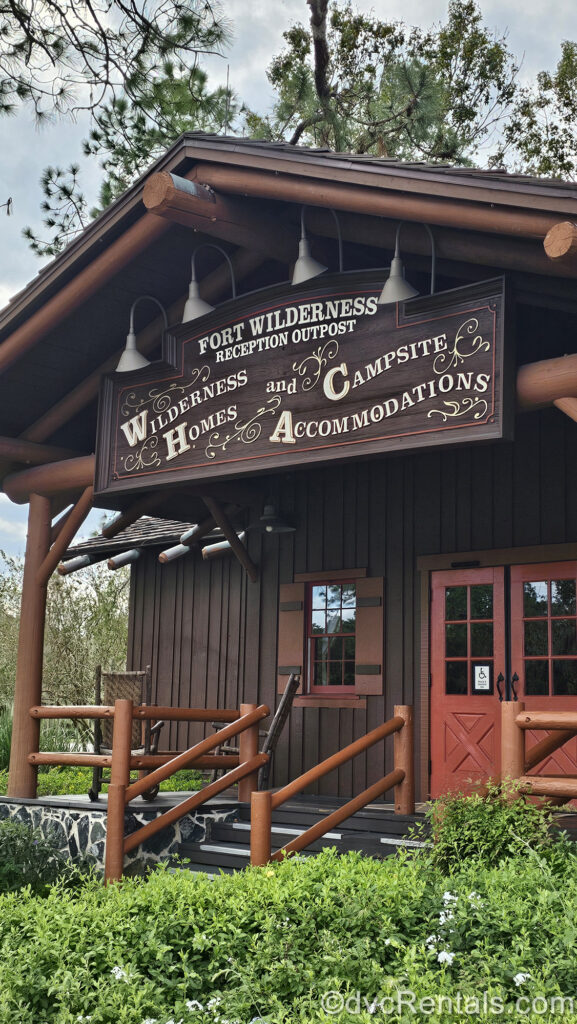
[446,623,467,658]
[344,637,355,659]
[341,610,356,633]
[524,582,548,617]
[326,586,342,609]
[329,661,343,686]
[551,580,576,617]
[553,660,577,696]
[446,662,467,695]
[471,622,493,657]
[311,609,325,634]
[326,612,341,634]
[470,584,493,620]
[525,660,549,696]
[314,637,328,660]
[312,586,327,609]
[446,586,467,620]
[341,584,356,608]
[552,620,577,656]
[343,662,355,686]
[329,637,343,660]
[524,620,548,657]
[313,661,327,686]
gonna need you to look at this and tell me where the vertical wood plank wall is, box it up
[127,408,577,799]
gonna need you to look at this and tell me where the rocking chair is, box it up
[210,673,300,791]
[88,665,164,802]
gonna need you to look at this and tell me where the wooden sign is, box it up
[95,272,512,500]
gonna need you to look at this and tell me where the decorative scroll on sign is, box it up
[95,272,511,498]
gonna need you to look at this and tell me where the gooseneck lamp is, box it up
[182,243,237,323]
[259,502,296,534]
[377,221,437,305]
[116,295,169,372]
[291,206,343,286]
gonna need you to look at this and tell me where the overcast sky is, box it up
[0,0,574,557]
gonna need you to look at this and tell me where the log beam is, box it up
[143,171,299,264]
[544,221,577,266]
[517,355,577,411]
[0,436,82,466]
[38,486,94,585]
[3,455,95,504]
[191,162,562,243]
[201,495,258,582]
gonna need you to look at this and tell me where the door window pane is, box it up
[525,661,549,696]
[446,662,467,695]
[470,584,493,620]
[524,582,548,617]
[524,620,548,657]
[553,660,577,696]
[446,623,467,658]
[471,622,493,657]
[551,580,576,617]
[446,586,467,620]
[552,620,577,656]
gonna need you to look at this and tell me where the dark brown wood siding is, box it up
[128,407,577,798]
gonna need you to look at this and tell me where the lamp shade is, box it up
[182,277,215,322]
[377,256,420,305]
[116,329,151,372]
[260,503,296,533]
[291,237,328,286]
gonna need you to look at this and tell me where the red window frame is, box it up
[306,580,357,695]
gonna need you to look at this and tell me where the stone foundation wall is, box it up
[0,798,236,873]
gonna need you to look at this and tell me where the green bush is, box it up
[2,842,577,1022]
[0,819,86,896]
[424,781,558,872]
[0,766,204,797]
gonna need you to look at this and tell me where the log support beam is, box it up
[201,495,258,582]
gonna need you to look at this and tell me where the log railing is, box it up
[501,700,577,798]
[30,700,270,881]
[250,705,414,866]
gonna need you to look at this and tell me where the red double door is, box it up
[430,561,577,797]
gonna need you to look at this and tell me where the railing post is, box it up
[238,703,259,802]
[501,700,525,791]
[104,699,133,883]
[393,705,415,815]
[251,789,272,866]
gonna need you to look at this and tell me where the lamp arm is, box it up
[129,295,169,334]
[301,205,343,273]
[191,243,236,300]
[396,221,436,295]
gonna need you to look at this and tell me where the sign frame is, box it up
[95,271,513,502]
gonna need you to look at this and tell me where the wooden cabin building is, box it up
[3,134,577,811]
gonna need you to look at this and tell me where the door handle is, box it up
[511,672,519,701]
[496,673,504,701]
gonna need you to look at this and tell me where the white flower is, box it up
[438,910,454,925]
[469,891,482,903]
[384,938,392,946]
[443,891,458,904]
[76,1017,92,1023]
[426,934,440,950]
[111,966,129,981]
[514,972,532,987]
[437,950,455,965]
[186,1001,204,1012]
[141,1019,158,1024]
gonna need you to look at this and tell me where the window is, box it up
[308,582,357,693]
[276,575,384,701]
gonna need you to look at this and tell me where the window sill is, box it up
[293,695,367,709]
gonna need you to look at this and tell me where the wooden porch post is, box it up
[250,789,272,866]
[394,705,415,815]
[7,493,52,797]
[501,700,525,787]
[238,703,260,802]
[104,699,133,883]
